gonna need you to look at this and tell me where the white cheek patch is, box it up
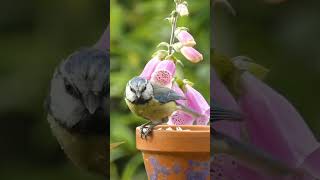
[141,92,151,100]
[141,83,153,100]
[50,75,85,127]
[125,86,136,102]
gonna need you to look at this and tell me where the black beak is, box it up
[136,92,141,99]
[83,93,99,114]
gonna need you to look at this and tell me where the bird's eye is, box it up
[142,86,146,92]
[130,87,135,93]
[65,81,80,98]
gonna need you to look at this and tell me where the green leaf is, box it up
[176,26,189,32]
[175,65,185,82]
[172,42,183,52]
[183,79,194,86]
[110,141,125,150]
[211,49,242,97]
[212,50,269,98]
[157,42,170,48]
[232,56,269,80]
[121,153,145,180]
[170,10,177,16]
[176,59,184,67]
[110,148,127,162]
[152,50,168,58]
[110,163,120,180]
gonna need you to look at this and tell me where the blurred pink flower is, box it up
[211,67,320,179]
[238,72,320,176]
[154,60,176,75]
[139,56,161,80]
[185,84,210,125]
[172,82,186,105]
[211,68,241,139]
[180,46,203,63]
[168,110,194,125]
[150,60,176,88]
[175,30,196,46]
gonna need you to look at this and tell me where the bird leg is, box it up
[139,121,152,139]
[140,120,163,139]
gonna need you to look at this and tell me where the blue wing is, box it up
[152,84,185,104]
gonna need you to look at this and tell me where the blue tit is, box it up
[46,48,109,176]
[125,76,201,138]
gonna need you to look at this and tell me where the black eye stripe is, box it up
[130,87,136,93]
[64,79,80,98]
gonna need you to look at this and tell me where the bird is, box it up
[124,76,202,138]
[46,47,109,176]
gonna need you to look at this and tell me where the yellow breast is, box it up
[125,98,177,121]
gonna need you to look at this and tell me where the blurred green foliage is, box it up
[110,0,210,179]
[0,0,106,179]
[214,0,320,137]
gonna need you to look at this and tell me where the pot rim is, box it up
[136,125,210,153]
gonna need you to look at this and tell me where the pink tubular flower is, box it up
[150,60,176,88]
[211,68,241,139]
[168,110,194,125]
[180,46,203,63]
[239,72,320,170]
[211,67,320,179]
[185,84,210,125]
[139,56,161,80]
[175,30,196,46]
[172,82,186,105]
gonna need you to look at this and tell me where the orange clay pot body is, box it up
[136,125,210,180]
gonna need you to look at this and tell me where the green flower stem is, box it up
[168,9,179,56]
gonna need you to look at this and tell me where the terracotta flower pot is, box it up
[136,125,210,180]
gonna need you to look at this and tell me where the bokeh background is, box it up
[0,0,107,179]
[214,0,320,138]
[110,0,210,179]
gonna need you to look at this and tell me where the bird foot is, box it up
[139,122,152,139]
[139,121,163,139]
[140,125,153,139]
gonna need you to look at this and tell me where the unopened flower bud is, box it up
[175,30,196,46]
[176,4,189,16]
[180,46,203,63]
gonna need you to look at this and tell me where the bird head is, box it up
[48,48,109,133]
[125,76,153,104]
